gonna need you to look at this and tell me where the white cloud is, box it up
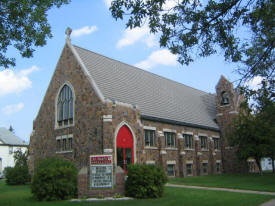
[245,76,263,90]
[135,49,178,70]
[104,0,113,7]
[117,24,158,48]
[117,26,150,48]
[2,103,24,115]
[71,26,98,38]
[0,66,39,97]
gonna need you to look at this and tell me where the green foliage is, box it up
[13,150,29,168]
[113,193,123,198]
[31,157,77,201]
[230,81,275,173]
[5,166,30,185]
[0,0,70,68]
[110,0,274,86]
[5,150,30,185]
[125,164,168,199]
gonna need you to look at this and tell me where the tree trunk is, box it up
[255,158,262,175]
[272,156,275,173]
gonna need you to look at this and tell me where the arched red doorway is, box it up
[116,125,134,172]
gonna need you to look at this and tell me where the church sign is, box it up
[90,155,113,188]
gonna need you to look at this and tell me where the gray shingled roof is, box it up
[0,127,28,146]
[74,46,219,130]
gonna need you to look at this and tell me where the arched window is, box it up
[57,85,74,126]
[221,91,230,105]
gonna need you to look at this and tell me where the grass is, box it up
[0,179,273,206]
[168,173,275,192]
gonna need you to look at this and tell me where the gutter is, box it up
[141,115,220,132]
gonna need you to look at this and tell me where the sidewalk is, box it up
[166,183,275,196]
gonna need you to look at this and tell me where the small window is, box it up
[221,91,230,105]
[200,136,208,149]
[68,138,73,150]
[184,134,193,148]
[213,138,220,150]
[144,129,155,147]
[167,164,175,176]
[186,164,192,175]
[9,146,13,154]
[202,163,208,173]
[216,163,220,172]
[164,132,176,147]
[62,138,67,151]
[56,139,61,151]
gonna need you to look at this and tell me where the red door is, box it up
[116,125,134,172]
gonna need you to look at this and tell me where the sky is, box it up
[0,0,261,142]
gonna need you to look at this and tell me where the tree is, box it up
[8,125,14,134]
[250,81,275,173]
[230,81,275,174]
[14,149,29,168]
[110,0,274,86]
[0,0,70,68]
[5,150,30,185]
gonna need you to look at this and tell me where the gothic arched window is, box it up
[57,84,74,126]
[221,91,230,105]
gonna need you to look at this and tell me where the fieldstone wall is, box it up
[139,119,222,176]
[29,43,125,197]
[215,76,248,173]
[30,44,248,198]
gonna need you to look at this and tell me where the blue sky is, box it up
[0,0,260,142]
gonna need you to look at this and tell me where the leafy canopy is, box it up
[110,0,274,85]
[0,0,70,68]
[230,81,275,173]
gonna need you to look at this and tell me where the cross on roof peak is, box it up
[65,27,72,42]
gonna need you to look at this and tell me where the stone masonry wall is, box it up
[29,44,234,198]
[29,43,126,197]
[215,76,248,173]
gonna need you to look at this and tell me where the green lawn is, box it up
[0,179,273,206]
[168,173,275,192]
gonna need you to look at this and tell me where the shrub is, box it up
[5,150,31,185]
[125,164,168,198]
[31,157,77,201]
[5,165,30,185]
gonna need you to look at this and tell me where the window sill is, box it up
[55,124,74,130]
[56,151,73,154]
[144,147,158,150]
[215,149,221,152]
[184,148,194,151]
[201,149,209,152]
[165,148,178,151]
[220,104,230,108]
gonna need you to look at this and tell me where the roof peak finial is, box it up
[65,27,72,43]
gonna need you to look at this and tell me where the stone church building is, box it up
[29,29,246,197]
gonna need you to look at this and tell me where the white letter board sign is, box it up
[90,155,113,188]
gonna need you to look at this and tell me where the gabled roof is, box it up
[73,45,219,130]
[0,127,28,146]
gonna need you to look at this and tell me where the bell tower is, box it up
[215,76,247,173]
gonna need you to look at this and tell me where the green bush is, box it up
[125,164,168,199]
[5,150,31,185]
[31,158,77,201]
[5,166,30,185]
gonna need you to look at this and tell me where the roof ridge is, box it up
[73,45,212,95]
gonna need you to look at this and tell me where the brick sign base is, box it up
[78,166,125,198]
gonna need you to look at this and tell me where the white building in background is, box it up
[261,158,275,171]
[0,127,28,176]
